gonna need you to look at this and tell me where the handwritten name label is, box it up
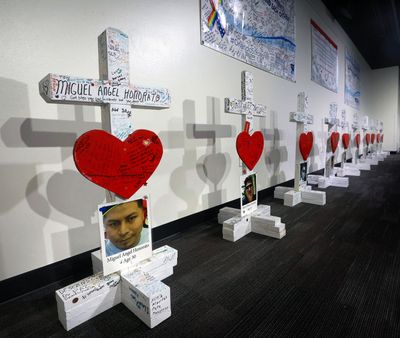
[40,74,171,108]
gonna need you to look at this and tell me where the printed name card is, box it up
[40,74,171,108]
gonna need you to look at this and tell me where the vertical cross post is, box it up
[351,112,360,164]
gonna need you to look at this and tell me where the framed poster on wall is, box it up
[310,19,338,92]
[200,0,296,82]
[345,49,360,109]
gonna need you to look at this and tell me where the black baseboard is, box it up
[0,166,344,304]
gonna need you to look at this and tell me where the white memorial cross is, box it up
[307,103,349,188]
[290,92,313,192]
[351,112,360,164]
[218,71,286,241]
[274,92,326,207]
[225,71,267,172]
[337,110,360,176]
[323,103,340,178]
[40,28,176,330]
[361,115,370,159]
[348,113,370,170]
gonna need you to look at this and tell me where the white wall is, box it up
[0,0,397,280]
[369,67,399,151]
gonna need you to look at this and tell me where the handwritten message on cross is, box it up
[40,28,170,142]
[289,92,314,191]
[39,28,171,201]
[225,71,267,172]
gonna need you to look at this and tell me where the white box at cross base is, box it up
[335,167,360,177]
[121,270,171,328]
[307,175,349,188]
[55,272,121,331]
[219,204,285,241]
[274,186,326,206]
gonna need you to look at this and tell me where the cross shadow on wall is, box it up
[157,97,234,219]
[189,97,233,208]
[0,77,104,264]
[261,110,288,186]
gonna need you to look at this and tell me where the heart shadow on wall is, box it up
[47,170,104,224]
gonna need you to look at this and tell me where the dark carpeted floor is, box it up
[1,155,400,337]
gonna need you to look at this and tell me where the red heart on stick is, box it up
[355,134,361,148]
[342,133,350,149]
[330,132,340,153]
[299,132,313,161]
[365,133,371,145]
[371,133,376,144]
[73,129,163,199]
[236,130,264,170]
[377,133,381,143]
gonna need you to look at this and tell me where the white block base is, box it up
[308,175,349,188]
[336,166,360,177]
[56,273,122,331]
[122,270,171,328]
[275,185,326,206]
[364,157,379,165]
[348,162,371,171]
[58,245,178,331]
[218,204,285,241]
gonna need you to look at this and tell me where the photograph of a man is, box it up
[99,198,150,257]
[300,162,307,183]
[242,174,256,205]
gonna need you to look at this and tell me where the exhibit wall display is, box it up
[344,49,361,110]
[310,19,338,92]
[0,0,397,281]
[200,0,296,81]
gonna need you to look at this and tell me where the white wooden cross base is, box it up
[56,245,177,331]
[308,174,349,188]
[274,185,326,206]
[345,162,371,171]
[363,156,379,165]
[218,205,286,241]
[335,166,360,177]
[121,270,171,329]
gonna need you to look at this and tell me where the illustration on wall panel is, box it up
[345,49,360,110]
[201,0,296,82]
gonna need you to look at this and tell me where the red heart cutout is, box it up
[299,132,313,161]
[330,132,340,153]
[365,133,370,145]
[73,129,163,199]
[355,134,361,148]
[236,130,264,170]
[377,133,381,143]
[342,133,350,149]
[371,133,376,144]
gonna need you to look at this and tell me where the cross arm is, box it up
[289,111,313,124]
[224,98,267,117]
[39,73,171,108]
[324,117,340,126]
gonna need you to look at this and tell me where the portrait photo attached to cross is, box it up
[225,71,267,172]
[39,27,171,200]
